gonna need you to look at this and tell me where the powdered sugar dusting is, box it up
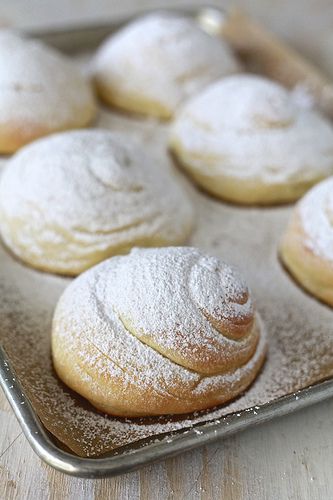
[1,184,333,456]
[52,247,262,416]
[1,55,333,457]
[0,130,193,273]
[299,177,333,261]
[101,247,256,372]
[0,30,95,128]
[170,74,333,183]
[93,12,240,116]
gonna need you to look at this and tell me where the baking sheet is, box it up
[1,9,333,461]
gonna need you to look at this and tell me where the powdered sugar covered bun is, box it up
[93,13,240,119]
[280,177,333,306]
[0,130,193,275]
[0,30,96,153]
[52,247,267,417]
[170,74,333,205]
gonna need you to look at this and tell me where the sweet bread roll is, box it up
[170,74,333,205]
[52,247,267,417]
[0,130,193,275]
[0,30,96,153]
[93,13,240,119]
[280,177,333,306]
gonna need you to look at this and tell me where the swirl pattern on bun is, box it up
[170,75,333,205]
[0,130,193,275]
[52,247,267,416]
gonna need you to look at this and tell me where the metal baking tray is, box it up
[1,345,333,478]
[1,6,333,478]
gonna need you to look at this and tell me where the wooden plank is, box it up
[2,385,333,499]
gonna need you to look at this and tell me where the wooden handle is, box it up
[221,10,333,119]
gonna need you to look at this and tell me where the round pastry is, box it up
[280,177,333,306]
[0,30,96,153]
[170,74,333,205]
[92,13,240,119]
[52,246,267,417]
[0,130,193,275]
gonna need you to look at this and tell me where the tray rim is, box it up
[2,345,333,478]
[22,5,226,52]
[1,6,333,478]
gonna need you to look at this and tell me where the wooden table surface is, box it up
[1,1,333,498]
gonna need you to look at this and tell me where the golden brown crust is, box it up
[170,139,323,206]
[0,30,97,153]
[52,321,266,417]
[51,247,267,417]
[0,112,95,154]
[92,13,240,119]
[95,79,172,120]
[169,75,333,205]
[280,210,333,306]
[0,131,193,276]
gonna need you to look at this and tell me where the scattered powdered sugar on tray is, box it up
[0,52,333,457]
[299,177,333,261]
[1,166,333,457]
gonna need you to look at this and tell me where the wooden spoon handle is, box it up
[222,10,333,119]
